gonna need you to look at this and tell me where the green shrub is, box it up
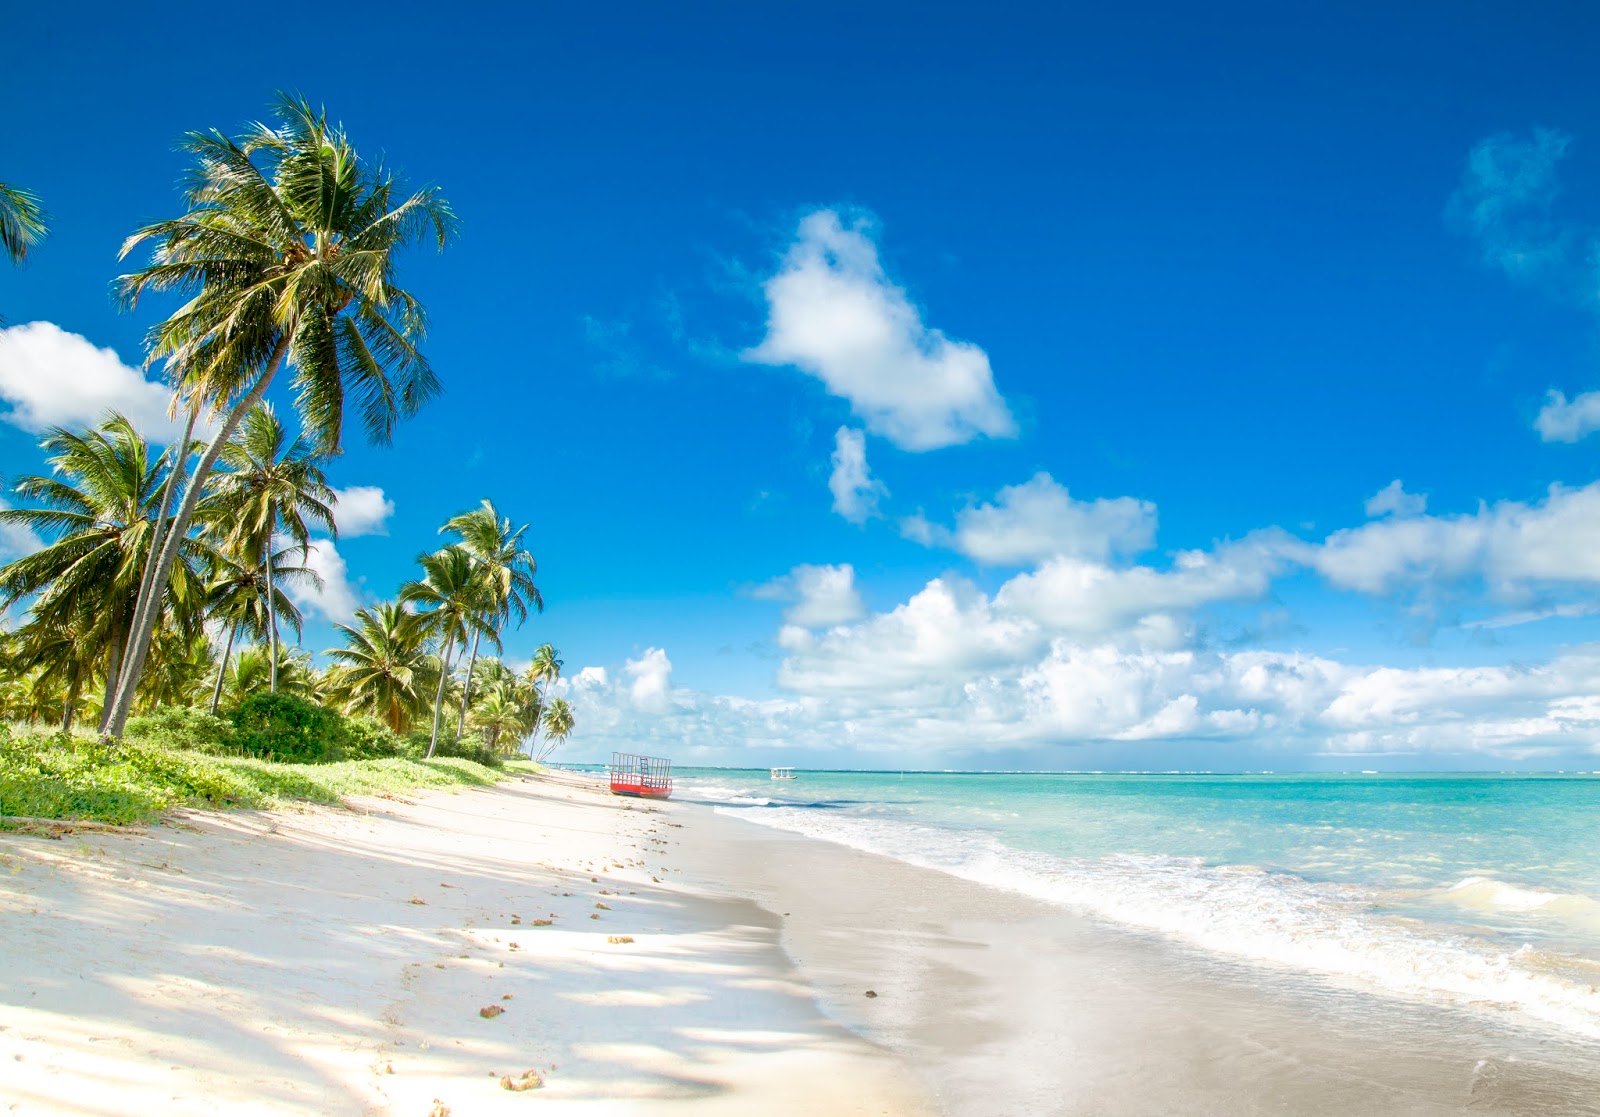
[342,716,406,760]
[228,693,349,764]
[398,728,502,768]
[125,707,238,753]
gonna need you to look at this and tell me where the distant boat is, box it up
[770,767,798,780]
[609,751,673,799]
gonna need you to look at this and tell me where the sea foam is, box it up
[701,794,1600,1040]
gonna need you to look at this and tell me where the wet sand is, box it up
[675,802,1600,1116]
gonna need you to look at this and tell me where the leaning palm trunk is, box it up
[106,346,285,738]
[427,634,456,759]
[264,538,280,695]
[209,625,238,715]
[454,627,485,738]
[112,401,199,732]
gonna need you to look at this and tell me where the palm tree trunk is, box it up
[97,628,125,735]
[210,625,237,716]
[122,401,199,702]
[426,634,455,760]
[454,627,484,738]
[106,347,286,738]
[265,537,280,695]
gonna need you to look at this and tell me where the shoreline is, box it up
[674,795,1600,1116]
[7,769,1600,1115]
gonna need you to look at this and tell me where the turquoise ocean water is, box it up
[673,770,1600,1040]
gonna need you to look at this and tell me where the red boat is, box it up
[608,751,673,799]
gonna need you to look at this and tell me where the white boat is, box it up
[770,767,798,780]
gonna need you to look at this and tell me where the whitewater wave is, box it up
[714,802,1600,1040]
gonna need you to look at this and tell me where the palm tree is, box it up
[536,697,574,763]
[441,500,543,736]
[105,93,454,737]
[0,415,209,729]
[8,620,97,731]
[523,642,563,758]
[324,601,431,733]
[205,404,334,693]
[469,685,527,754]
[402,546,496,758]
[204,541,316,713]
[0,182,47,264]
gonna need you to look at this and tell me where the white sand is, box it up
[0,771,931,1116]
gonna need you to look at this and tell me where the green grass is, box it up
[0,734,506,826]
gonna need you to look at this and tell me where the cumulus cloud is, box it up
[553,632,1600,764]
[923,472,1158,564]
[827,427,888,523]
[330,486,394,537]
[1364,480,1427,518]
[1298,481,1600,595]
[626,647,673,712]
[286,538,362,622]
[752,563,866,628]
[743,210,1016,451]
[0,322,182,438]
[1534,390,1600,443]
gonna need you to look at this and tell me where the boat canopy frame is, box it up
[609,751,673,798]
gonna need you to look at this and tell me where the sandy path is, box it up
[0,771,930,1116]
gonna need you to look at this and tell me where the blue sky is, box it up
[6,1,1600,768]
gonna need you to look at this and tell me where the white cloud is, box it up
[0,321,181,438]
[1300,482,1600,594]
[330,485,394,537]
[753,563,866,628]
[828,427,888,524]
[930,472,1157,564]
[1534,390,1600,443]
[743,210,1016,451]
[553,632,1600,765]
[1364,480,1427,519]
[286,538,362,623]
[996,536,1286,642]
[626,647,673,713]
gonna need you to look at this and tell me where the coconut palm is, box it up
[441,500,542,735]
[523,642,563,757]
[222,643,315,705]
[324,601,431,733]
[0,182,47,264]
[401,546,496,758]
[7,620,97,731]
[204,403,334,693]
[536,697,574,763]
[139,625,216,710]
[0,415,209,729]
[105,93,454,737]
[204,541,316,713]
[469,685,528,754]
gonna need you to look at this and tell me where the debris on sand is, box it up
[500,1069,544,1092]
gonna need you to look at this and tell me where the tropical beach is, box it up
[8,768,1600,1115]
[9,1,1600,1113]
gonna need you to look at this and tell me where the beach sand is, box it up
[8,770,1600,1116]
[0,770,930,1116]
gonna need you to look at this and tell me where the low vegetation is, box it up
[0,716,509,827]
